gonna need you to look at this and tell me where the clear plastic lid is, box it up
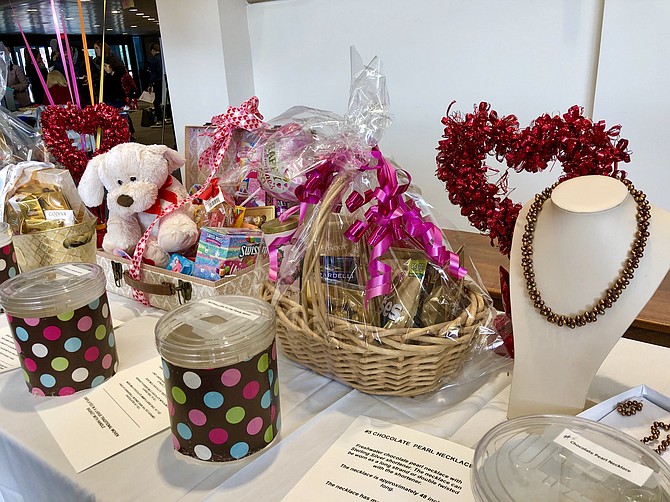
[155,295,276,369]
[473,414,670,502]
[0,222,11,247]
[0,262,106,318]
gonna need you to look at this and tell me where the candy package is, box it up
[193,227,265,281]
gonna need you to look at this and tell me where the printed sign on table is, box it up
[284,416,475,501]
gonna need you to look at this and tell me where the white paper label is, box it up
[554,428,653,487]
[59,264,89,277]
[203,189,225,213]
[284,416,475,501]
[37,357,170,473]
[44,209,76,226]
[0,324,20,373]
[201,299,259,320]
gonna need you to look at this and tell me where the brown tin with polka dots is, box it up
[155,295,280,462]
[0,222,18,287]
[0,263,118,396]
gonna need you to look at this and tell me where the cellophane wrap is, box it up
[0,58,47,167]
[0,162,97,271]
[251,49,509,396]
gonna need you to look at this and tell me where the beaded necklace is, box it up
[521,178,650,329]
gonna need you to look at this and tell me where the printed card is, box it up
[284,416,475,501]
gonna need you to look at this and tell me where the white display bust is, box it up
[507,175,670,418]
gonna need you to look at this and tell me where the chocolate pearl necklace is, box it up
[522,178,651,329]
[641,421,670,455]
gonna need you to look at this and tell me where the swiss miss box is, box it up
[0,262,118,396]
[155,295,280,462]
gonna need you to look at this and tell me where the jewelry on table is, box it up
[616,399,643,416]
[522,178,651,329]
[641,421,670,455]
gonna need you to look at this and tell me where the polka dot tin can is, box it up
[0,262,118,396]
[155,295,280,462]
[0,222,19,286]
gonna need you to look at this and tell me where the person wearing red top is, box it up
[44,70,72,105]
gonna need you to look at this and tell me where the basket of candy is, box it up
[242,51,498,396]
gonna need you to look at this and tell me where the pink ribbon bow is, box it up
[344,148,467,304]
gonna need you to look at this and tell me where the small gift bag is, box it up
[0,162,96,272]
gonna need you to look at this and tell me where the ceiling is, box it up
[0,0,161,36]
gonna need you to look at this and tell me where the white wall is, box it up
[246,0,604,230]
[158,0,670,233]
[593,0,670,210]
[156,0,255,155]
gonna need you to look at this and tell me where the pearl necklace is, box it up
[521,178,650,329]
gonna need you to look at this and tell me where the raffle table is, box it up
[0,293,668,501]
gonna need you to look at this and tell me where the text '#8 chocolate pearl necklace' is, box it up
[522,178,651,329]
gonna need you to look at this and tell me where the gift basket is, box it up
[0,162,96,272]
[264,171,494,397]
[211,49,501,397]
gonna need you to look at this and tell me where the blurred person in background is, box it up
[25,48,48,105]
[5,49,31,108]
[45,70,71,105]
[148,42,169,127]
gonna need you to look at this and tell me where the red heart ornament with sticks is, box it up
[41,103,131,184]
[436,102,631,255]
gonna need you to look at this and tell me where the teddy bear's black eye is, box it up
[117,180,123,185]
[130,177,137,182]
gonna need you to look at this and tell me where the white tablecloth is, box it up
[0,293,667,501]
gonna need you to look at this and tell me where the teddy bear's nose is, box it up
[117,194,134,207]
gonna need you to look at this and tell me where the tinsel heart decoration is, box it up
[436,102,631,255]
[41,102,130,184]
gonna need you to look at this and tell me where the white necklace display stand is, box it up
[507,175,670,419]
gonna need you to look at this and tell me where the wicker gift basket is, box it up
[207,50,499,396]
[261,173,494,397]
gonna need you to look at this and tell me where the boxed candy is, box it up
[194,227,264,281]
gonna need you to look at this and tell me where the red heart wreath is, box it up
[436,102,631,256]
[41,102,131,184]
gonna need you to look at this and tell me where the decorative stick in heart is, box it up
[436,102,631,256]
[41,102,131,184]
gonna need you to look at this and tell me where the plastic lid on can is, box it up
[155,295,276,369]
[0,262,106,318]
[0,222,12,248]
[472,414,670,501]
[261,215,299,235]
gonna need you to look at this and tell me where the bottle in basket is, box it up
[319,213,374,324]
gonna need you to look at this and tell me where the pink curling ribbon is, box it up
[8,0,54,105]
[344,148,467,305]
[266,157,339,281]
[60,14,81,108]
[266,153,351,282]
[129,97,265,304]
[49,1,75,104]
